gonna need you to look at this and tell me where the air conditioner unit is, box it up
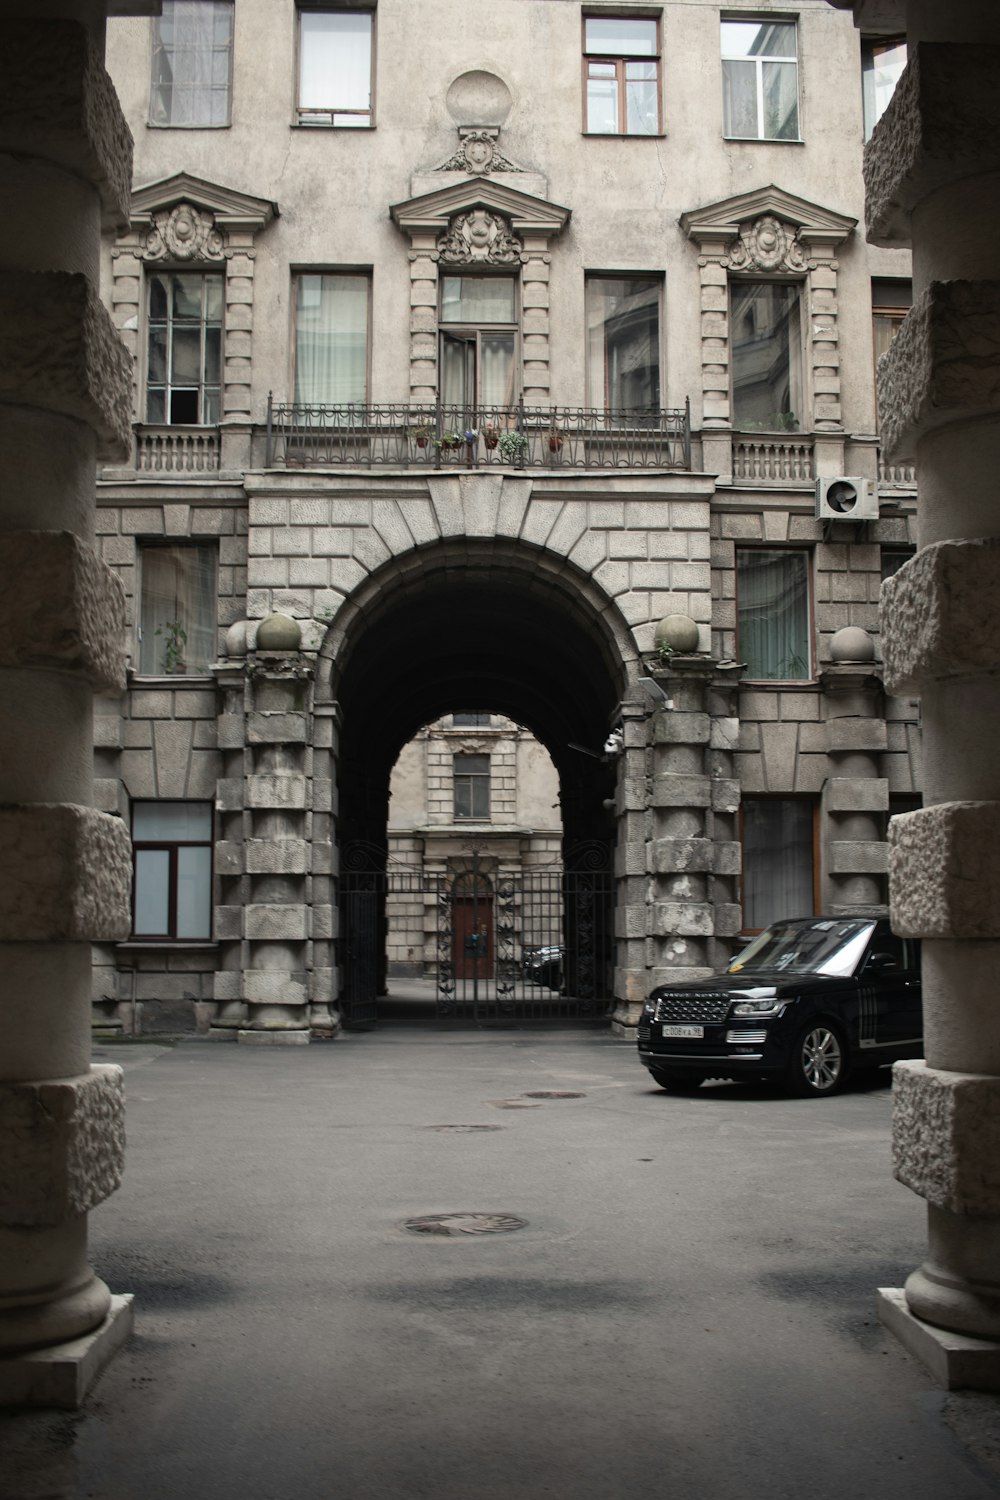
[815,476,877,522]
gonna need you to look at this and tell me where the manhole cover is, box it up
[523,1090,585,1099]
[425,1124,504,1133]
[402,1213,528,1237]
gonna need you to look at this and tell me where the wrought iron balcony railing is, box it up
[265,398,691,471]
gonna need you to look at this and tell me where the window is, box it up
[736,549,811,680]
[881,547,914,582]
[583,15,660,135]
[454,754,490,821]
[293,273,370,405]
[132,802,213,940]
[298,8,374,127]
[440,276,518,411]
[150,0,233,128]
[742,798,816,931]
[721,18,799,141]
[138,544,217,675]
[146,271,223,425]
[862,36,906,140]
[586,275,661,411]
[452,712,492,727]
[730,280,802,431]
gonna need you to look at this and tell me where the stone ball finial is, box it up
[223,620,249,658]
[829,626,876,663]
[654,613,701,654]
[256,613,302,652]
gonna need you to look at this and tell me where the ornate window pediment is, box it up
[679,183,856,262]
[128,172,278,261]
[391,179,570,248]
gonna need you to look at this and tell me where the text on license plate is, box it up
[661,1024,704,1039]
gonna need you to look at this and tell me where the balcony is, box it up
[136,424,220,474]
[264,400,692,472]
[732,432,815,483]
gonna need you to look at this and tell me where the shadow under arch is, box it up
[316,537,640,1022]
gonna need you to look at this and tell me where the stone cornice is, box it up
[679,183,856,251]
[391,178,570,240]
[129,172,278,235]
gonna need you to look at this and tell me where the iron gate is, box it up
[339,844,614,1025]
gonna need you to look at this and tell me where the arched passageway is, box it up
[319,540,634,1023]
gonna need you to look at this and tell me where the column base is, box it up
[878,1287,1000,1390]
[0,1294,133,1409]
[236,1029,310,1046]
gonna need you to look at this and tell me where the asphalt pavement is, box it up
[4,1020,1000,1500]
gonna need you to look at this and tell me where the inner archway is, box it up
[320,540,635,1024]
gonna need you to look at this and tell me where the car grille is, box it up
[652,994,731,1024]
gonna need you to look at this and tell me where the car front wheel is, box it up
[648,1068,706,1092]
[786,1022,847,1097]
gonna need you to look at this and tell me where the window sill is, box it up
[722,135,803,145]
[117,941,220,951]
[147,122,232,131]
[740,677,819,689]
[128,673,216,686]
[291,120,374,130]
[582,130,666,139]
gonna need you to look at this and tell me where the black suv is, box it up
[637,917,922,1097]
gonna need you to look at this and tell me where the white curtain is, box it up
[743,800,814,930]
[152,1,232,127]
[299,11,372,114]
[294,274,369,406]
[139,545,216,673]
[738,550,809,679]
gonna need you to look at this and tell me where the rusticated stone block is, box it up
[866,43,1000,246]
[712,841,742,876]
[651,712,710,746]
[0,532,126,693]
[247,712,308,744]
[245,839,309,875]
[826,777,889,813]
[0,1065,125,1227]
[214,841,244,877]
[827,840,889,875]
[713,903,744,938]
[650,902,715,938]
[651,774,711,808]
[246,774,307,810]
[0,20,133,229]
[893,1061,1000,1215]
[890,802,1000,938]
[0,272,132,459]
[0,804,130,941]
[825,718,888,754]
[883,539,1000,696]
[877,280,1000,459]
[651,838,713,874]
[711,778,740,813]
[244,971,308,1006]
[244,904,308,941]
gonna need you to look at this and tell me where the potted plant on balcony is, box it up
[410,422,434,449]
[547,424,564,453]
[482,423,499,451]
[155,619,188,675]
[435,431,464,452]
[496,430,528,464]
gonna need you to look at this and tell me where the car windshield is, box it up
[727,919,877,978]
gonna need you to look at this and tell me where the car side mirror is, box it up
[867,951,898,971]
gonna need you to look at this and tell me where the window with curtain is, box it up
[146,271,223,425]
[439,276,518,412]
[132,802,213,940]
[862,36,906,140]
[150,0,233,128]
[742,798,815,931]
[586,275,662,412]
[138,543,217,675]
[730,280,802,431]
[454,754,490,821]
[293,273,370,405]
[736,549,810,680]
[583,15,660,135]
[721,18,799,141]
[298,8,374,126]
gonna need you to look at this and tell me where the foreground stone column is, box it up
[863,18,1000,1385]
[0,13,135,1405]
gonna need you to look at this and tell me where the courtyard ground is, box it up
[4,1022,1000,1499]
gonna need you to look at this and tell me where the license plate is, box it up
[661,1024,704,1039]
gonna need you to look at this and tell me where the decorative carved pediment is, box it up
[437,127,523,177]
[438,209,522,265]
[680,183,856,259]
[126,172,278,260]
[391,179,570,245]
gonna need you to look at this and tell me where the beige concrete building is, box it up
[4,0,1000,1413]
[88,0,922,1039]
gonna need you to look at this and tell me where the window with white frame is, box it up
[440,276,518,411]
[150,0,233,128]
[146,270,223,425]
[736,548,811,680]
[138,543,217,675]
[293,272,370,405]
[454,754,490,821]
[132,802,213,940]
[741,798,816,931]
[297,7,374,127]
[721,18,799,141]
[862,36,906,140]
[586,274,662,412]
[730,280,802,432]
[583,14,660,135]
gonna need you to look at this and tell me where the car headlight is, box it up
[731,999,785,1018]
[643,997,658,1015]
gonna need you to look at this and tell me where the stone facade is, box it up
[93,0,920,1041]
